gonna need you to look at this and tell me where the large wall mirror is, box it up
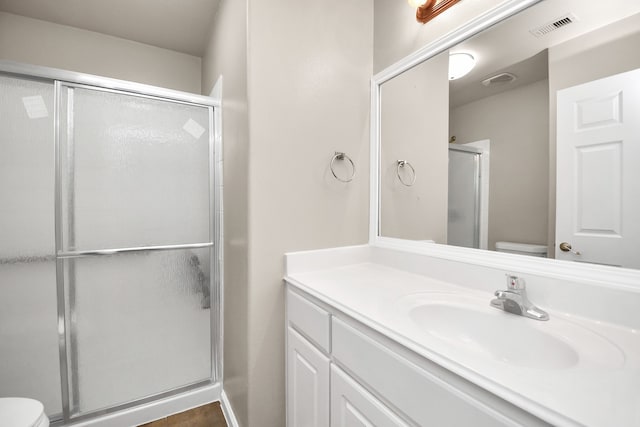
[374,0,640,271]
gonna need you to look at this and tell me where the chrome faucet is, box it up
[490,275,549,321]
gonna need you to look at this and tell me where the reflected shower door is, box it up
[58,84,214,417]
[0,75,62,416]
[448,148,481,248]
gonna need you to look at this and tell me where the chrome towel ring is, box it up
[330,152,355,183]
[396,160,416,186]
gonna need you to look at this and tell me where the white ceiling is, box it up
[449,0,640,107]
[2,0,638,83]
[0,0,221,56]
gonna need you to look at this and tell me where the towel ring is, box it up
[330,152,355,183]
[396,160,416,186]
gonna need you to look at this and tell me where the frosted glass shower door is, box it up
[0,75,62,416]
[447,148,481,249]
[59,86,211,251]
[58,84,214,416]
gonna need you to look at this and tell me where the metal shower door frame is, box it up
[0,60,221,425]
[448,145,482,249]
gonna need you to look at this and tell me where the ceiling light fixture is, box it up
[408,0,462,25]
[449,53,476,80]
[407,0,432,7]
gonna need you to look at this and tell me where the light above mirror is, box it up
[448,53,475,80]
[408,0,463,25]
[407,0,429,7]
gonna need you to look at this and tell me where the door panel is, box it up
[575,142,621,234]
[57,83,214,417]
[287,327,330,427]
[0,74,62,416]
[65,248,212,415]
[59,85,211,252]
[556,68,640,268]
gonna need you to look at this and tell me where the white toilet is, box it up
[0,398,49,427]
[495,241,547,258]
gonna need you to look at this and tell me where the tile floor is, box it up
[138,402,227,427]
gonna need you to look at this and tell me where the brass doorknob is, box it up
[559,242,581,255]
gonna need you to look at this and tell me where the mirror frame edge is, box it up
[369,0,640,289]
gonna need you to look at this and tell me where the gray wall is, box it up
[245,0,372,424]
[201,0,250,425]
[203,0,372,425]
[450,79,549,250]
[0,11,201,93]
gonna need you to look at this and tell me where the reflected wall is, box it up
[450,78,549,250]
[380,51,449,241]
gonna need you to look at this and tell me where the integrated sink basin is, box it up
[393,293,625,370]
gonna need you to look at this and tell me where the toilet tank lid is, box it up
[0,398,45,427]
[495,241,547,254]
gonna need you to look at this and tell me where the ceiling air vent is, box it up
[529,13,578,38]
[482,72,517,87]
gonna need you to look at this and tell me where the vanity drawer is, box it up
[332,317,543,427]
[287,288,331,353]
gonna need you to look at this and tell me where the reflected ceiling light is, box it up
[449,53,475,80]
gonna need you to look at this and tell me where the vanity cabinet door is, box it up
[287,327,330,427]
[331,365,411,427]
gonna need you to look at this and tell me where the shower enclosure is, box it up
[447,140,490,250]
[0,62,221,424]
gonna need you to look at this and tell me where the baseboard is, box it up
[220,390,240,427]
[67,383,221,427]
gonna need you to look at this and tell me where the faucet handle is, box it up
[506,274,525,290]
[494,290,507,299]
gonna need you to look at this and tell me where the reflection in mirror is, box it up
[378,0,640,269]
[380,51,449,241]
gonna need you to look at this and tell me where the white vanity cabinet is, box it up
[287,326,330,427]
[286,290,331,427]
[286,285,549,427]
[330,365,410,427]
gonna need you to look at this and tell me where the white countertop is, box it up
[285,254,640,427]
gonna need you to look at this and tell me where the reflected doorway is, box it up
[447,140,490,249]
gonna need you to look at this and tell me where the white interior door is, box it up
[556,68,640,268]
